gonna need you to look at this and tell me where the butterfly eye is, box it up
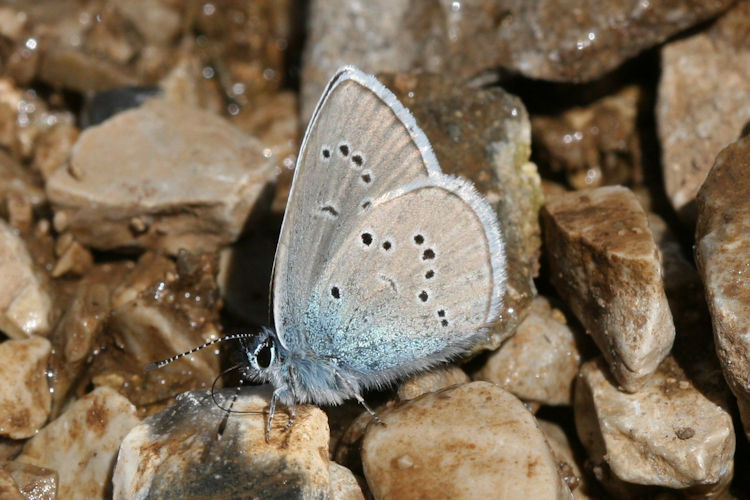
[253,338,275,369]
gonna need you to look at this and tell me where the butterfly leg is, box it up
[267,386,297,442]
[332,368,384,425]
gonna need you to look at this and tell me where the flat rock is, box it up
[658,1,750,223]
[542,186,674,391]
[0,219,55,339]
[475,296,584,406]
[113,388,330,499]
[302,0,733,119]
[361,381,572,499]
[575,357,734,494]
[17,386,140,500]
[696,135,750,440]
[377,72,543,350]
[46,97,276,254]
[0,337,51,439]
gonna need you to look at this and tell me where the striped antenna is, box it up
[145,332,257,371]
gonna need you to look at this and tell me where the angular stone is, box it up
[658,1,750,223]
[398,365,469,401]
[0,461,57,500]
[302,0,733,119]
[362,382,572,499]
[46,98,276,254]
[696,135,750,440]
[377,72,543,350]
[575,357,734,494]
[475,296,585,406]
[0,219,55,339]
[0,337,51,439]
[17,386,140,500]
[542,186,674,391]
[113,388,330,499]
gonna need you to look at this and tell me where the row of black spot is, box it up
[321,144,364,168]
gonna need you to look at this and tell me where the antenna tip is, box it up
[145,362,160,372]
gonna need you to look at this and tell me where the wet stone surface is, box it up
[543,186,675,392]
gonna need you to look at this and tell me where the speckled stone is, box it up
[0,337,51,439]
[575,357,734,494]
[113,388,330,499]
[17,386,140,500]
[475,296,584,406]
[543,186,674,391]
[362,381,572,499]
[0,219,54,339]
[46,97,276,254]
[696,135,750,440]
[658,1,750,223]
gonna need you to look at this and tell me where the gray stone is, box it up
[543,186,674,391]
[113,388,330,499]
[47,98,276,254]
[302,0,734,119]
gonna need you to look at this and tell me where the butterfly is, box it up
[150,66,507,441]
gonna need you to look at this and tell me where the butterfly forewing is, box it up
[273,69,439,349]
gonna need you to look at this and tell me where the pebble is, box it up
[695,134,750,440]
[46,97,277,254]
[575,357,734,495]
[361,381,572,499]
[113,387,331,499]
[475,296,585,406]
[0,219,54,339]
[543,186,674,391]
[16,386,140,500]
[0,337,51,439]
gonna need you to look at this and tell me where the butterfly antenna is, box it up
[210,362,264,416]
[145,332,257,371]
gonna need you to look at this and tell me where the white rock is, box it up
[0,337,51,439]
[362,381,572,499]
[17,386,139,500]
